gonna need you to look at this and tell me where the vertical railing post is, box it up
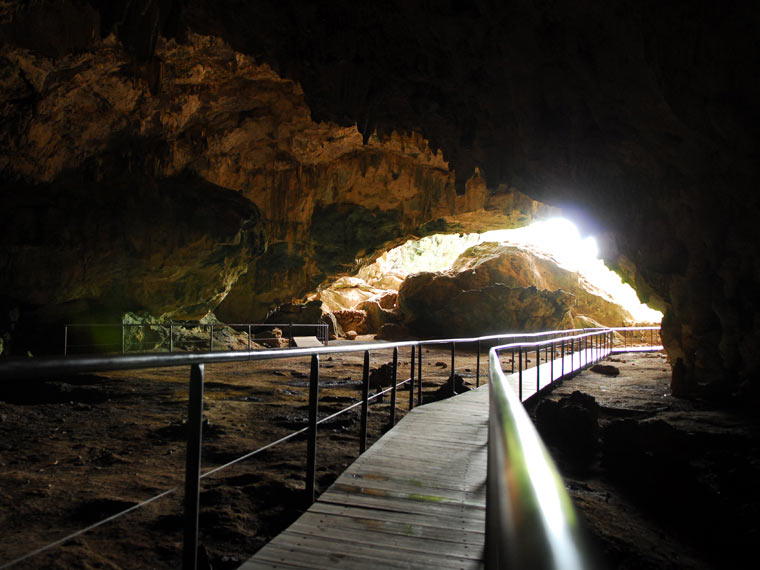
[209,325,214,351]
[450,342,456,397]
[306,354,319,504]
[390,347,398,427]
[182,363,205,570]
[64,325,68,356]
[570,337,574,370]
[360,350,370,454]
[409,345,416,410]
[247,325,252,351]
[511,347,515,373]
[561,339,565,377]
[170,324,174,353]
[518,346,523,401]
[121,325,125,354]
[550,341,554,383]
[288,323,294,348]
[476,339,481,387]
[417,343,423,406]
[536,345,540,393]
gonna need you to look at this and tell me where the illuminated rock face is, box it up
[0,18,551,351]
[397,244,631,338]
[1,1,758,398]
[449,243,633,327]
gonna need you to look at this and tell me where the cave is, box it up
[0,0,758,567]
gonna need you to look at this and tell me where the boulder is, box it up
[376,322,413,341]
[535,391,601,470]
[369,363,395,389]
[333,310,370,335]
[355,300,399,333]
[399,273,575,338]
[450,243,633,326]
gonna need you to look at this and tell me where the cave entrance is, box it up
[312,217,661,338]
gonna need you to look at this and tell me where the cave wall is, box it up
[1,1,759,399]
[0,3,552,351]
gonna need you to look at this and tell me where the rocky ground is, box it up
[1,347,757,569]
[532,352,760,569]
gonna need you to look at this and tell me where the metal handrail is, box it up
[0,326,658,569]
[485,329,612,570]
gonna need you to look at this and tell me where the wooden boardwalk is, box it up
[240,384,489,570]
[239,347,601,569]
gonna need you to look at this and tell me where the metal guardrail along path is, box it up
[238,330,632,569]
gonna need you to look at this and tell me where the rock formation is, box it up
[449,243,633,326]
[0,1,757,398]
[396,243,632,338]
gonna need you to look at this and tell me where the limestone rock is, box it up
[399,273,575,338]
[333,310,370,336]
[450,243,633,327]
[376,323,412,341]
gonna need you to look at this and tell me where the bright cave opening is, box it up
[312,217,662,336]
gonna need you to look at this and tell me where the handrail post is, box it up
[182,363,204,570]
[169,324,174,353]
[450,341,456,397]
[64,326,68,356]
[409,346,416,410]
[511,346,515,374]
[306,354,319,504]
[518,346,523,401]
[390,347,398,427]
[417,343,423,406]
[247,324,251,351]
[571,337,574,370]
[550,341,554,383]
[476,339,481,387]
[536,345,540,393]
[561,339,565,377]
[360,350,370,454]
[209,325,214,351]
[121,325,125,354]
[288,322,294,348]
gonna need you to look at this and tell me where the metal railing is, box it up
[610,325,663,351]
[486,329,614,570]
[0,326,661,569]
[62,322,330,355]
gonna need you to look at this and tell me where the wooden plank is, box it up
[309,502,486,534]
[296,508,485,544]
[285,519,483,559]
[257,532,481,569]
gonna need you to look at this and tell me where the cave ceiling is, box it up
[1,0,759,398]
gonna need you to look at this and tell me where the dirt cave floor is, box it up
[0,347,758,569]
[529,351,760,570]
